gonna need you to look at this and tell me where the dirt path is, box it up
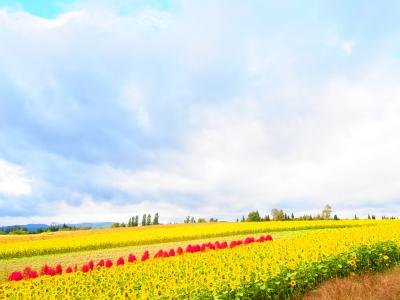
[302,267,400,300]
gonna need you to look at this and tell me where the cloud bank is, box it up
[1,1,400,225]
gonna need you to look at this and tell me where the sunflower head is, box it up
[290,280,296,287]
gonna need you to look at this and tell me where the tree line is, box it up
[112,213,160,228]
[0,224,91,235]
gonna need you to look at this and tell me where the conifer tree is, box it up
[147,214,152,226]
[142,214,147,226]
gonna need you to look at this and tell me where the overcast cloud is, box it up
[1,0,400,225]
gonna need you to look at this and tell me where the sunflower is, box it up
[290,280,296,287]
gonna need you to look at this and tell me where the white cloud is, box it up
[107,67,400,216]
[1,1,400,225]
[327,37,355,55]
[0,196,193,226]
[0,159,32,196]
[121,83,150,129]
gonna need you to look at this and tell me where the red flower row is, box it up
[8,234,272,282]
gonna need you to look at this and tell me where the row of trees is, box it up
[183,216,219,223]
[112,213,160,228]
[0,224,91,235]
[239,205,337,222]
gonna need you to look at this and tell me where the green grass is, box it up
[0,228,322,283]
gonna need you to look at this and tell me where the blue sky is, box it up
[0,1,400,225]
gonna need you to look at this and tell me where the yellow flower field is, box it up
[0,220,384,259]
[1,220,399,299]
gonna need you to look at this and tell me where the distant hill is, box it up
[67,222,113,229]
[0,222,113,231]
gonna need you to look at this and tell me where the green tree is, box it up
[142,214,147,226]
[153,213,159,225]
[271,208,284,221]
[333,214,339,220]
[147,214,152,226]
[247,211,261,222]
[321,204,332,219]
[134,215,139,226]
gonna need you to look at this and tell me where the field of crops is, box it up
[1,220,399,299]
[0,220,381,259]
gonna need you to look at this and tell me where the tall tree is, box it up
[135,215,139,226]
[247,211,261,222]
[142,214,147,226]
[147,214,152,226]
[153,213,159,225]
[321,204,332,219]
[271,208,284,221]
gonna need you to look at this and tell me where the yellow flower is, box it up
[349,260,356,266]
[290,280,296,287]
[383,255,389,260]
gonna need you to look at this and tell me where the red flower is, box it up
[40,265,49,276]
[168,249,175,256]
[177,247,183,255]
[66,266,73,273]
[220,241,228,249]
[186,245,193,253]
[22,267,32,279]
[155,249,163,258]
[244,237,255,245]
[208,242,215,250]
[128,254,137,263]
[200,244,207,252]
[47,268,56,276]
[117,257,125,266]
[81,265,90,273]
[193,244,201,252]
[74,264,78,272]
[266,235,272,241]
[105,259,113,268]
[88,260,94,270]
[229,241,237,248]
[55,264,62,275]
[141,250,149,262]
[28,270,38,279]
[96,259,105,267]
[8,272,23,281]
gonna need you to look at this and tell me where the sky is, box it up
[1,1,400,226]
